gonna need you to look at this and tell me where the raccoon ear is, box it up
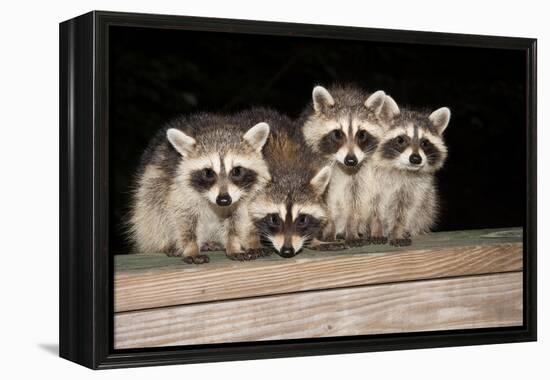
[364,90,386,113]
[243,122,270,152]
[312,86,335,113]
[380,95,400,121]
[310,166,332,197]
[365,91,400,123]
[166,128,196,157]
[429,107,451,135]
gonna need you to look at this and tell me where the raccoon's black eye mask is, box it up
[420,139,430,148]
[260,213,282,232]
[256,213,321,234]
[230,166,242,179]
[381,135,410,159]
[229,166,257,189]
[296,214,309,227]
[294,214,321,234]
[319,129,345,154]
[331,129,344,141]
[190,168,217,191]
[356,130,368,143]
[203,168,216,179]
[419,138,442,165]
[355,129,378,153]
[395,135,409,147]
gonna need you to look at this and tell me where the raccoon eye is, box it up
[296,214,309,227]
[230,166,243,179]
[331,129,344,141]
[396,136,406,145]
[202,168,216,179]
[356,130,368,142]
[420,139,430,148]
[267,214,281,227]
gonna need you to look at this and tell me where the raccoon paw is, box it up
[182,254,210,264]
[346,238,371,248]
[253,247,275,257]
[200,242,224,251]
[313,241,348,251]
[165,248,182,257]
[389,237,412,247]
[369,236,388,245]
[226,251,261,261]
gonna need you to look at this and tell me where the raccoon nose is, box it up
[216,193,232,206]
[279,246,295,258]
[344,154,358,167]
[409,153,422,165]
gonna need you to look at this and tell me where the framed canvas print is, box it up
[59,11,537,369]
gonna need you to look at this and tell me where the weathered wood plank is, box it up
[114,272,523,349]
[115,228,522,312]
[116,227,523,270]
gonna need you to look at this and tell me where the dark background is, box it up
[109,26,526,255]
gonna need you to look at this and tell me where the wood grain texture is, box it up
[114,272,523,348]
[115,228,523,312]
[116,228,523,270]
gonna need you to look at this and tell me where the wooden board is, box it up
[115,228,523,312]
[114,272,523,349]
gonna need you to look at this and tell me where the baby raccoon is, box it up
[128,113,271,264]
[241,108,333,258]
[367,98,451,246]
[300,84,397,245]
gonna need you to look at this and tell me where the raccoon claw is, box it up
[245,247,274,259]
[227,250,261,261]
[346,238,371,248]
[165,249,182,257]
[183,254,210,264]
[389,238,412,247]
[369,236,388,245]
[253,247,274,257]
[200,242,224,251]
[313,241,348,251]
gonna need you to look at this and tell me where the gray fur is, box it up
[299,84,393,242]
[127,112,270,261]
[242,108,331,255]
[367,100,450,245]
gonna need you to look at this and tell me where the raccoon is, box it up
[366,98,451,246]
[128,112,271,264]
[300,84,398,245]
[241,108,333,258]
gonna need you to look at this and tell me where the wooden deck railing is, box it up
[114,227,523,349]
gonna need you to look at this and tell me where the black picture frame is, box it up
[59,10,537,369]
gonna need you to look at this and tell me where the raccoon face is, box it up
[303,86,399,170]
[378,104,450,173]
[167,122,270,206]
[249,166,331,257]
